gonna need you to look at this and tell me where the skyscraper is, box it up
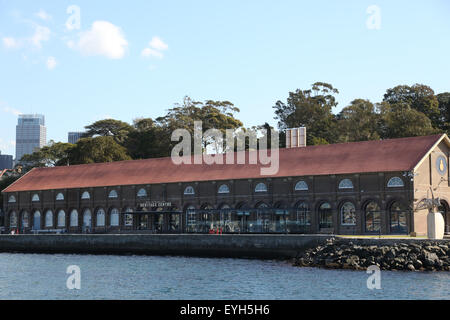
[15,114,46,162]
[0,151,13,170]
[68,132,84,144]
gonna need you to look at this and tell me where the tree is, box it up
[83,119,135,145]
[68,136,131,164]
[383,84,440,128]
[273,82,339,145]
[437,92,450,133]
[20,141,74,169]
[337,99,381,142]
[378,102,437,139]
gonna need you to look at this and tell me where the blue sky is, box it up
[0,0,449,157]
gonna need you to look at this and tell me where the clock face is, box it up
[436,155,447,176]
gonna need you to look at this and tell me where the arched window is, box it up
[45,210,53,227]
[9,211,17,228]
[137,188,147,197]
[33,211,41,230]
[32,194,40,202]
[255,183,268,193]
[70,210,78,227]
[8,195,16,203]
[365,201,381,233]
[295,202,311,226]
[341,202,356,225]
[319,202,332,229]
[390,201,408,234]
[96,208,105,227]
[218,184,230,194]
[186,205,196,230]
[81,191,90,200]
[56,193,64,201]
[184,186,195,195]
[387,177,404,188]
[22,211,29,228]
[57,210,66,227]
[83,209,91,227]
[108,190,118,198]
[110,208,119,226]
[338,179,353,189]
[295,181,308,191]
[124,208,133,226]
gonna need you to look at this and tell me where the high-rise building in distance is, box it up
[68,132,84,144]
[0,151,13,170]
[15,114,46,162]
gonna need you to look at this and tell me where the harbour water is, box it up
[0,253,448,300]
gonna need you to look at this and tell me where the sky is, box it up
[0,0,449,157]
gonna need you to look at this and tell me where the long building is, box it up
[2,134,450,236]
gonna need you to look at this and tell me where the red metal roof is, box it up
[2,134,444,193]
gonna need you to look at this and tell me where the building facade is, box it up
[2,134,450,236]
[68,132,84,144]
[0,152,13,170]
[15,114,46,162]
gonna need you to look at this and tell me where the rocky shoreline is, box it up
[293,238,450,271]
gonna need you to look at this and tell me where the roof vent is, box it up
[286,127,306,148]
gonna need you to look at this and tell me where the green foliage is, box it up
[273,82,339,145]
[437,92,450,133]
[68,136,131,164]
[83,119,135,144]
[20,141,74,170]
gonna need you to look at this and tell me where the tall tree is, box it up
[337,99,381,142]
[68,136,131,164]
[20,141,74,169]
[437,92,450,133]
[383,84,440,128]
[83,119,135,145]
[378,102,437,139]
[273,82,339,145]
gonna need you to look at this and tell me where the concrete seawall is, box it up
[0,234,448,259]
[0,234,334,259]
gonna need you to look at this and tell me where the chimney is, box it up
[286,127,306,148]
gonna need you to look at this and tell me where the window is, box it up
[295,181,308,191]
[255,183,268,193]
[56,193,64,201]
[57,210,66,227]
[124,208,133,226]
[110,208,119,226]
[218,184,230,194]
[96,209,105,227]
[10,211,17,228]
[295,202,311,226]
[70,210,78,227]
[387,177,404,188]
[81,191,90,200]
[319,203,332,229]
[45,210,53,227]
[365,201,381,233]
[108,190,118,198]
[8,195,16,203]
[137,188,147,197]
[339,179,353,189]
[390,202,408,234]
[184,186,195,195]
[341,202,356,225]
[22,211,29,228]
[83,209,92,227]
[186,205,196,227]
[33,211,41,230]
[32,194,40,202]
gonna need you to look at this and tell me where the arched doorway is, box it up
[33,211,41,231]
[365,201,381,234]
[83,209,92,231]
[318,202,333,231]
[390,201,408,234]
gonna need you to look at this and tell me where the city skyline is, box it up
[1,0,450,157]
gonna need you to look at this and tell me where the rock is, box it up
[407,264,415,271]
[423,251,440,267]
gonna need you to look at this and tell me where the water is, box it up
[0,253,448,300]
